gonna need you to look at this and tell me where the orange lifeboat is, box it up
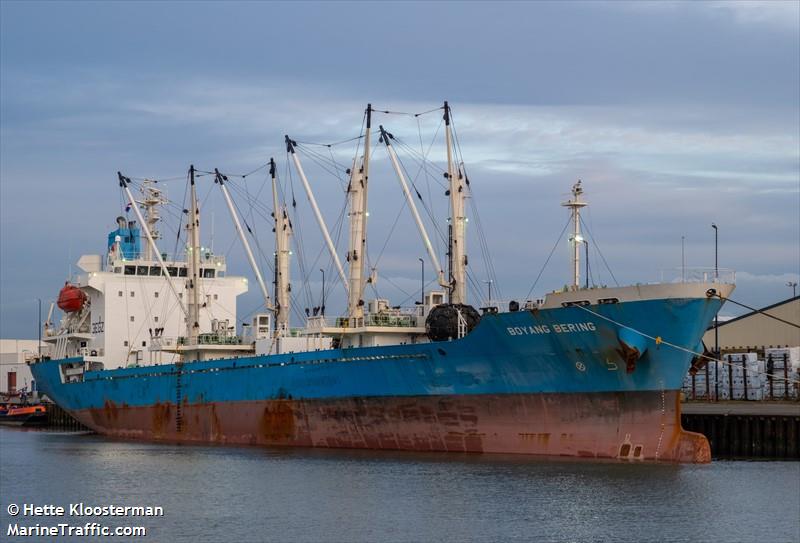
[57,283,86,313]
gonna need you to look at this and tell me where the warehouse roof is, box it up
[715,296,799,328]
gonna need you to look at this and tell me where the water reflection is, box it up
[1,428,798,543]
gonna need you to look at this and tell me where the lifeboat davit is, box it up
[57,283,86,313]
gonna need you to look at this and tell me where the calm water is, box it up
[1,428,798,543]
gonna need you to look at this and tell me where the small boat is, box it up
[0,404,48,427]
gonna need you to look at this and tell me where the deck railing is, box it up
[659,267,736,284]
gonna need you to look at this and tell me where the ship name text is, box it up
[507,322,596,336]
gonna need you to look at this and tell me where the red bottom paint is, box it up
[75,391,710,463]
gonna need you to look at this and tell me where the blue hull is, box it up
[31,297,721,462]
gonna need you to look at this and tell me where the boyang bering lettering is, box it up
[507,322,596,336]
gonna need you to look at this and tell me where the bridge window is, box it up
[178,268,187,277]
[124,266,136,275]
[202,269,216,278]
[149,267,161,276]
[118,291,123,297]
[137,266,148,276]
[167,267,178,277]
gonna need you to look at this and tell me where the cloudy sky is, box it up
[1,1,798,337]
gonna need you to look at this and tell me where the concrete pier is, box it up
[682,402,800,459]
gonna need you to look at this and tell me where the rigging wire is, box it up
[285,154,314,310]
[579,215,619,286]
[385,137,448,247]
[448,106,502,300]
[575,304,800,385]
[707,293,800,329]
[294,143,349,191]
[195,162,270,180]
[371,105,444,117]
[525,216,573,301]
[295,134,365,148]
[369,198,408,271]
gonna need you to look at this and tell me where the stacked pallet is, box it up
[763,347,800,400]
[682,348,799,401]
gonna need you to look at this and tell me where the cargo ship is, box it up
[30,103,733,462]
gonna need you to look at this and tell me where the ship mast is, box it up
[346,104,371,321]
[271,158,292,333]
[140,180,165,261]
[561,180,587,290]
[285,136,349,294]
[186,165,202,345]
[214,168,273,311]
[444,101,467,305]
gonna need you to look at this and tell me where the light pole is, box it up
[681,235,685,283]
[319,268,325,317]
[712,224,718,280]
[583,240,589,289]
[788,282,798,298]
[483,279,493,306]
[419,258,424,305]
[712,223,719,401]
[37,298,42,357]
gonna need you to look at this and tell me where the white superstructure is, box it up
[43,180,249,369]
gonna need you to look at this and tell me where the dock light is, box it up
[574,234,584,243]
[366,212,370,217]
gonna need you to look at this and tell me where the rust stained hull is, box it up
[75,391,709,463]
